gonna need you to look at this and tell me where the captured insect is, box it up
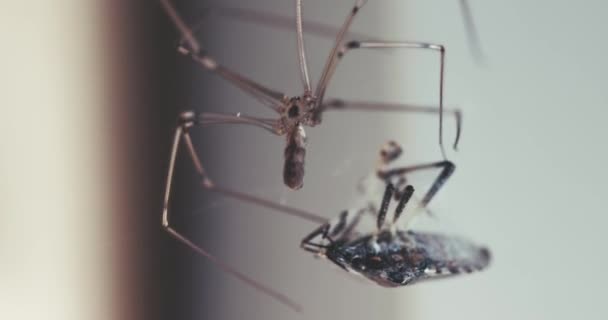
[159,0,481,189]
[163,128,488,311]
[303,140,490,286]
[301,182,490,287]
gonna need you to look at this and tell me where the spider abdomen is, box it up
[283,125,307,189]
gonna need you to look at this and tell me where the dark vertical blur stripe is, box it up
[102,1,199,319]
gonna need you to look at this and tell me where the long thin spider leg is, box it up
[459,0,485,62]
[203,6,374,40]
[314,40,448,159]
[322,99,463,150]
[315,0,368,106]
[296,0,311,92]
[162,112,326,312]
[196,112,278,134]
[300,224,331,253]
[211,186,327,224]
[163,228,302,312]
[159,0,200,53]
[160,0,286,112]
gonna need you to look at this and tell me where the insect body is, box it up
[302,184,491,286]
[336,230,491,286]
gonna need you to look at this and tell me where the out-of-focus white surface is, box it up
[395,1,608,319]
[0,2,111,319]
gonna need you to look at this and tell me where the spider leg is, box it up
[160,0,286,112]
[376,183,415,229]
[313,40,449,158]
[162,111,328,312]
[315,0,368,106]
[201,6,374,40]
[300,223,332,254]
[322,99,463,151]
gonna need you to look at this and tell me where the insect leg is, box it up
[373,141,437,217]
[201,6,374,40]
[300,223,332,253]
[376,183,395,230]
[202,1,482,62]
[163,111,326,312]
[160,0,286,112]
[321,99,463,151]
[313,40,449,158]
[301,224,351,272]
[378,160,455,210]
[393,185,415,223]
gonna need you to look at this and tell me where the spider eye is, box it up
[288,105,300,118]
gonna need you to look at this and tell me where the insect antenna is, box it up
[393,185,414,223]
[377,183,395,230]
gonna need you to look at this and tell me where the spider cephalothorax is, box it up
[278,96,319,127]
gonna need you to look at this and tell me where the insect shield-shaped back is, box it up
[283,125,307,189]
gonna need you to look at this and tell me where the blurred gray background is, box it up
[2,0,608,319]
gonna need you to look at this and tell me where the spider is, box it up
[159,0,479,190]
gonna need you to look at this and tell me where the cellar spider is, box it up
[160,0,481,189]
[160,0,483,312]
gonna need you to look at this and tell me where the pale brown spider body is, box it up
[277,95,320,189]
